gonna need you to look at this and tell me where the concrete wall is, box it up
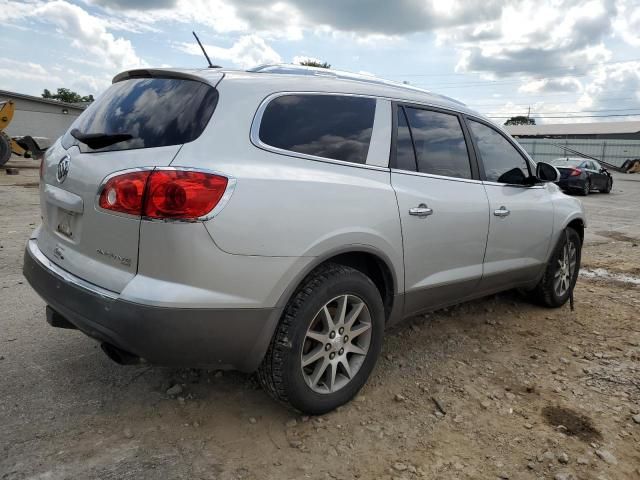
[515,138,640,168]
[2,95,83,141]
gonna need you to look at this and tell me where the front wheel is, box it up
[257,263,385,414]
[530,228,581,308]
[601,177,612,193]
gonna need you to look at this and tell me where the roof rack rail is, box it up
[247,64,465,106]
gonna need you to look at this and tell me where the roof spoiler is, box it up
[112,69,224,87]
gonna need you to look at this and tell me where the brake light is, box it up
[98,169,229,220]
[144,170,228,219]
[570,168,582,176]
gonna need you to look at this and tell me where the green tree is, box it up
[42,88,94,103]
[504,115,536,126]
[298,59,331,69]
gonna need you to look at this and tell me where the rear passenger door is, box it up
[390,104,490,316]
[465,118,554,291]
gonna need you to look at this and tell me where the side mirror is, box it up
[536,162,560,183]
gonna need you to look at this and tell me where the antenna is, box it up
[192,31,219,68]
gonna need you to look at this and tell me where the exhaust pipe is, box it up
[101,342,141,365]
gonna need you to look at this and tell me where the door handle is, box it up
[494,206,510,217]
[409,204,433,217]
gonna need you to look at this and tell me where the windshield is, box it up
[61,77,218,152]
[551,158,585,168]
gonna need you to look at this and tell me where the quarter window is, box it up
[393,106,472,179]
[258,94,376,164]
[395,107,417,171]
[467,120,531,184]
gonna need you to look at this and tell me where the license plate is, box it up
[56,210,74,238]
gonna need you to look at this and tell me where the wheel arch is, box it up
[566,217,585,245]
[275,246,400,324]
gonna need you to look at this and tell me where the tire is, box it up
[579,179,590,196]
[601,178,612,194]
[530,228,581,308]
[257,263,385,414]
[0,131,11,167]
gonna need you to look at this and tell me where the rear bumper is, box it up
[23,239,282,371]
[556,178,585,191]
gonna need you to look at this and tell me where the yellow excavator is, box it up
[1,100,47,166]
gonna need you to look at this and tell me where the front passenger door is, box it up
[466,119,554,292]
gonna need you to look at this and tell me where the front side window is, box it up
[258,94,376,164]
[401,107,472,179]
[468,120,531,184]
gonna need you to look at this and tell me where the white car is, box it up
[24,65,586,413]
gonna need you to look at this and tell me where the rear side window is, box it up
[397,106,472,179]
[467,120,531,184]
[62,78,218,152]
[258,94,376,164]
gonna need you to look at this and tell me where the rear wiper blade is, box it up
[70,129,133,149]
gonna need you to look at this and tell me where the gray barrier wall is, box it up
[515,138,640,168]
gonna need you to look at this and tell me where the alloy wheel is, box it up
[553,240,577,296]
[301,294,372,394]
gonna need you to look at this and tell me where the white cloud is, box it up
[614,0,640,47]
[580,61,640,111]
[443,0,617,77]
[34,1,144,70]
[519,77,583,94]
[0,57,62,84]
[177,35,281,68]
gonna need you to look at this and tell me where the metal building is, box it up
[506,121,640,168]
[0,90,85,142]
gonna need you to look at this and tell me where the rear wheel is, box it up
[530,228,581,308]
[0,131,11,167]
[579,179,590,196]
[601,177,612,193]
[257,263,385,414]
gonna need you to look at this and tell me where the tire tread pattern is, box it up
[257,263,360,406]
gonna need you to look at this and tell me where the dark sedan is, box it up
[551,157,613,195]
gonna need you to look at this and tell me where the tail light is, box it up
[99,170,149,215]
[570,168,582,176]
[98,169,229,220]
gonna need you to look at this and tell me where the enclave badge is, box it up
[56,155,70,183]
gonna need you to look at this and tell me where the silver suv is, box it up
[23,65,586,414]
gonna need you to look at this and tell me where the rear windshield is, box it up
[551,158,585,168]
[62,77,218,152]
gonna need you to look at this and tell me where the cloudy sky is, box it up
[2,0,640,123]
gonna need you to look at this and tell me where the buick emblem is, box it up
[56,155,70,183]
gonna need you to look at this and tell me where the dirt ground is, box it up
[1,158,639,480]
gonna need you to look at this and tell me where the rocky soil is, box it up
[1,159,639,479]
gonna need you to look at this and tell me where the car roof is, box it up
[552,157,589,162]
[113,65,485,120]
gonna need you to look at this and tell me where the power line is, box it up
[483,107,640,115]
[381,57,640,78]
[486,113,640,119]
[467,96,639,107]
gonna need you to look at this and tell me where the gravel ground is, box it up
[1,157,639,480]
